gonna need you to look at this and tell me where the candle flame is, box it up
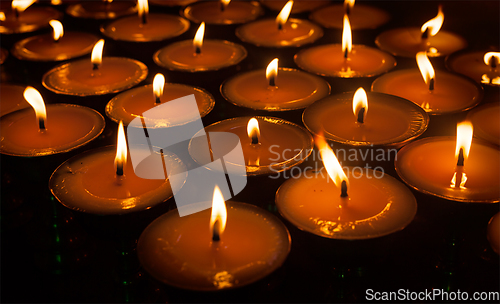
[416,51,435,88]
[138,0,148,21]
[91,39,105,67]
[455,121,473,163]
[49,20,63,42]
[153,73,165,101]
[276,0,293,29]
[481,74,500,85]
[115,121,128,174]
[266,58,278,86]
[23,86,47,126]
[421,5,444,37]
[484,52,500,67]
[210,185,227,238]
[193,22,205,54]
[352,87,368,123]
[220,0,231,11]
[0,12,5,21]
[342,14,352,58]
[344,0,355,13]
[315,133,349,191]
[51,0,62,5]
[12,0,36,14]
[247,118,260,144]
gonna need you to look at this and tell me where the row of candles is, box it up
[1,0,499,291]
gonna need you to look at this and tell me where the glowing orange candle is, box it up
[447,51,500,87]
[0,0,62,34]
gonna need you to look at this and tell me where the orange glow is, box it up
[23,86,47,128]
[484,52,500,67]
[49,20,64,42]
[247,118,260,144]
[421,5,444,37]
[455,121,473,163]
[115,121,127,175]
[0,12,6,21]
[153,73,165,101]
[276,0,293,30]
[266,58,278,86]
[344,0,355,13]
[315,134,349,191]
[416,51,435,89]
[210,185,227,238]
[51,0,62,5]
[342,14,352,58]
[193,22,205,54]
[220,0,231,11]
[138,0,148,22]
[91,39,105,68]
[450,172,468,189]
[11,0,36,14]
[481,74,500,85]
[352,87,368,123]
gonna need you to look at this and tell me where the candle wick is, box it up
[428,78,434,91]
[212,219,221,242]
[155,96,161,104]
[269,77,276,87]
[38,118,46,132]
[357,108,365,124]
[343,48,348,59]
[277,23,283,31]
[195,46,201,55]
[457,148,465,167]
[141,12,147,25]
[421,28,429,40]
[14,8,19,20]
[93,63,100,71]
[489,57,498,69]
[340,180,348,197]
[345,6,350,15]
[251,134,259,145]
[220,2,225,12]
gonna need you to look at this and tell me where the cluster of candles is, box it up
[1,0,499,291]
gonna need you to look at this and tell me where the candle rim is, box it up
[66,1,138,20]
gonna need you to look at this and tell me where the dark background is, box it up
[1,0,499,303]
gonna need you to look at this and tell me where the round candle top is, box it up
[42,57,148,96]
[466,103,500,146]
[182,1,263,24]
[221,67,330,111]
[101,13,190,42]
[487,212,500,255]
[0,83,30,117]
[12,32,100,61]
[106,83,215,128]
[235,18,323,48]
[371,69,483,114]
[153,40,247,72]
[50,146,187,214]
[66,1,137,19]
[189,116,313,175]
[261,0,329,13]
[396,137,500,203]
[137,201,291,290]
[446,50,500,86]
[276,166,417,239]
[0,104,105,157]
[295,44,396,78]
[0,6,62,34]
[303,91,429,147]
[375,27,467,58]
[310,4,390,30]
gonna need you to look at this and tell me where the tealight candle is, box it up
[275,135,417,239]
[137,186,291,290]
[295,14,396,77]
[236,0,323,48]
[182,0,263,24]
[101,0,189,42]
[375,6,466,58]
[66,0,137,19]
[42,39,148,96]
[189,116,313,175]
[487,212,500,255]
[0,83,29,117]
[153,22,247,72]
[11,20,100,61]
[50,122,187,215]
[446,51,500,86]
[466,102,500,146]
[0,87,105,157]
[372,52,483,114]
[261,0,329,13]
[396,122,500,203]
[106,73,215,127]
[221,58,330,111]
[302,88,429,147]
[0,1,62,34]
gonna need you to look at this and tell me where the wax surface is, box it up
[396,137,500,202]
[0,104,104,156]
[487,212,500,254]
[375,27,467,58]
[310,4,390,29]
[261,0,330,13]
[221,68,330,111]
[467,103,500,146]
[154,40,247,72]
[236,18,323,47]
[43,57,148,96]
[0,83,29,117]
[447,50,500,86]
[101,14,189,42]
[12,32,99,61]
[295,44,396,77]
[0,7,61,34]
[66,1,137,19]
[372,69,482,114]
[276,167,417,239]
[137,202,290,290]
[182,1,262,24]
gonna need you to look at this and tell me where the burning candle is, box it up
[261,0,329,13]
[153,22,247,72]
[466,102,500,146]
[182,0,263,24]
[42,39,148,96]
[372,51,483,114]
[295,14,396,77]
[275,134,417,239]
[235,0,323,47]
[375,5,466,58]
[487,212,500,255]
[310,0,390,30]
[446,51,500,86]
[0,87,105,157]
[396,121,500,203]
[0,0,62,34]
[101,0,189,42]
[106,73,215,127]
[0,83,30,117]
[11,20,100,61]
[49,121,188,215]
[66,0,137,20]
[137,185,291,290]
[302,88,429,147]
[221,58,330,111]
[189,116,313,175]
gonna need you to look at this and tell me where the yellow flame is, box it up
[153,73,165,100]
[138,0,148,20]
[210,185,227,237]
[450,172,468,189]
[11,0,36,13]
[416,51,435,87]
[220,0,231,10]
[23,86,47,124]
[455,121,473,161]
[51,0,62,5]
[49,20,63,42]
[315,134,349,189]
[344,0,355,12]
[266,58,278,86]
[91,39,105,67]
[342,14,352,57]
[484,52,500,66]
[421,5,444,37]
[247,118,260,143]
[276,0,293,29]
[115,121,127,173]
[193,22,205,53]
[0,12,5,21]
[352,87,368,122]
